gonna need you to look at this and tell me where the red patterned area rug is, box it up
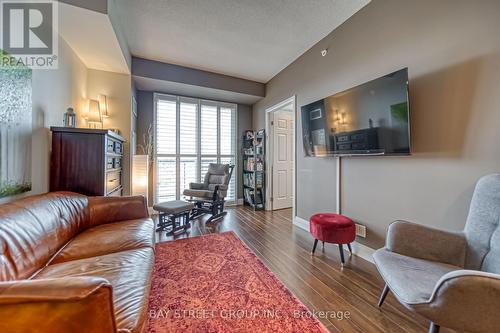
[148,231,329,333]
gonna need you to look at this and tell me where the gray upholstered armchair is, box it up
[183,163,234,223]
[374,174,500,333]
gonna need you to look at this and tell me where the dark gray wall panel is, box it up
[132,57,265,97]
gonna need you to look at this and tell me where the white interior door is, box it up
[272,110,293,210]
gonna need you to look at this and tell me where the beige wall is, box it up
[253,0,500,248]
[1,36,133,203]
[87,69,132,195]
[1,36,88,204]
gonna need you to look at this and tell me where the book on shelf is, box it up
[255,160,263,171]
[242,129,265,210]
[245,130,255,141]
[245,157,255,171]
[243,147,254,155]
[255,172,263,187]
[243,173,255,187]
[244,188,254,205]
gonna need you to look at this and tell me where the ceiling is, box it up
[115,0,370,83]
[59,3,129,74]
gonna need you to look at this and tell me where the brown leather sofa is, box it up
[0,192,155,333]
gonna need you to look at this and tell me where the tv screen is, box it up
[301,68,410,157]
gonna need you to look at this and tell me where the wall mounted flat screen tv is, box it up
[301,68,410,157]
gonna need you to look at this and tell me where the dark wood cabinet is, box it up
[50,127,125,196]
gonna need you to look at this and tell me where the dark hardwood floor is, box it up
[154,206,448,333]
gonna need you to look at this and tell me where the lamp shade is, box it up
[87,99,101,124]
[132,155,149,199]
[98,94,109,118]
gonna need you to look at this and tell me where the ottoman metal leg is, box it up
[429,322,440,333]
[347,243,353,255]
[338,244,345,265]
[311,239,319,255]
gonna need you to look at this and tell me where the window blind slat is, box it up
[201,104,218,155]
[180,102,197,155]
[156,99,176,155]
[155,95,237,203]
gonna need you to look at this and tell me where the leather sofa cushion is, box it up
[0,192,88,281]
[50,218,154,265]
[35,248,154,333]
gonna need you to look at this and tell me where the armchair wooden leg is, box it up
[378,284,390,307]
[311,239,318,255]
[429,322,440,333]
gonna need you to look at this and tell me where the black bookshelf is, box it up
[242,129,265,210]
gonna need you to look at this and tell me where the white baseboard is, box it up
[226,198,243,207]
[293,216,309,231]
[349,241,375,263]
[293,216,375,263]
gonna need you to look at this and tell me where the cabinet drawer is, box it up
[108,187,123,197]
[115,141,123,154]
[106,171,121,193]
[107,138,123,155]
[107,140,115,153]
[106,156,122,170]
[107,157,114,169]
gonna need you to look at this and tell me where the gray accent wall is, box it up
[136,91,155,204]
[132,57,265,97]
[237,104,253,200]
[253,0,500,249]
[136,90,252,205]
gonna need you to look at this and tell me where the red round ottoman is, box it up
[310,213,356,265]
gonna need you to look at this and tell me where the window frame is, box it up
[153,93,238,205]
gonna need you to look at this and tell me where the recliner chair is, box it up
[183,163,234,223]
[374,174,500,333]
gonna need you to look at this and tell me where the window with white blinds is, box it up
[154,94,237,204]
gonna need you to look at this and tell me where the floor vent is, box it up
[355,223,367,238]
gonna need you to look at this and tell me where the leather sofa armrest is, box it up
[0,277,117,333]
[414,270,500,333]
[88,195,149,227]
[386,220,467,267]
